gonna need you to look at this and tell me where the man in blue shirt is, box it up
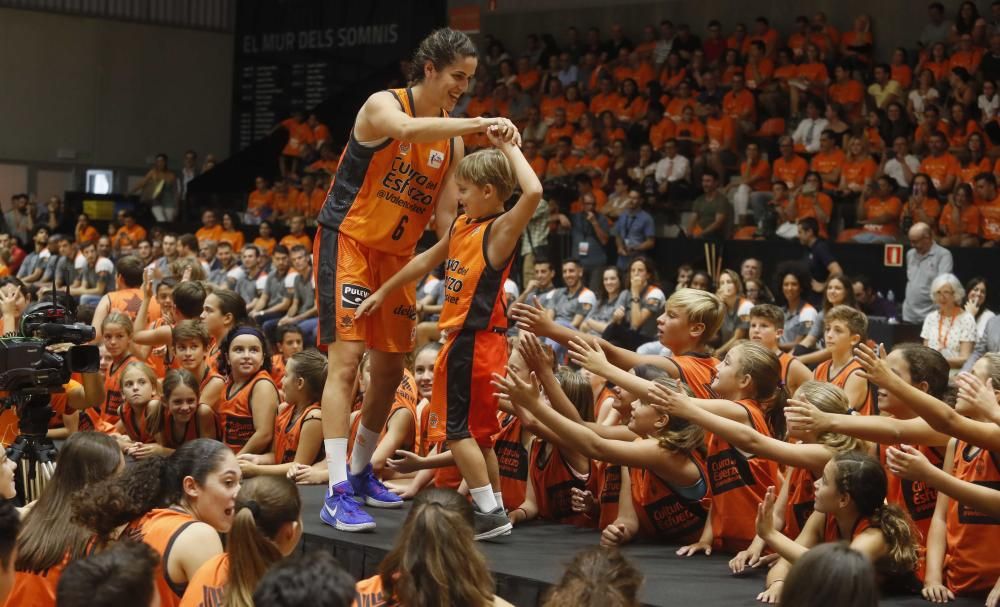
[613,189,655,269]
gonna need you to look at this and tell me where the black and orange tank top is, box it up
[140,508,200,607]
[784,466,817,538]
[161,407,203,449]
[102,354,135,426]
[814,359,874,416]
[591,460,622,530]
[529,439,594,528]
[218,370,275,453]
[823,513,873,542]
[944,442,1000,595]
[273,402,322,464]
[880,443,942,541]
[493,412,529,511]
[438,213,513,333]
[318,88,454,256]
[672,353,719,399]
[119,402,155,444]
[178,553,228,607]
[354,574,394,607]
[108,288,160,323]
[630,456,711,544]
[705,398,781,551]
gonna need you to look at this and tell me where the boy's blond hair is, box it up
[455,149,516,202]
[749,304,785,329]
[824,304,868,340]
[666,288,725,345]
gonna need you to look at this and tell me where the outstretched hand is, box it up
[755,486,778,539]
[491,369,543,412]
[784,398,832,434]
[854,342,893,387]
[885,444,935,481]
[518,332,555,375]
[567,336,610,375]
[511,297,555,336]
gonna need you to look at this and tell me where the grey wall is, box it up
[0,7,233,199]
[464,0,980,63]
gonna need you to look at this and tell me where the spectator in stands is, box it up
[280,215,312,252]
[878,137,919,189]
[247,176,274,224]
[626,144,656,191]
[730,142,771,226]
[937,182,981,247]
[921,273,976,369]
[842,174,902,244]
[178,149,198,202]
[797,216,843,299]
[274,245,316,346]
[42,234,75,293]
[96,235,113,262]
[952,1,987,45]
[902,173,943,235]
[294,174,325,221]
[545,137,577,181]
[793,172,833,239]
[234,244,265,306]
[521,106,548,146]
[74,213,98,249]
[5,194,33,247]
[852,274,898,318]
[570,194,610,284]
[698,99,738,178]
[772,137,808,194]
[131,153,178,222]
[688,171,732,239]
[250,244,292,327]
[278,110,313,180]
[540,258,596,347]
[71,241,112,306]
[919,133,959,195]
[17,226,49,287]
[219,212,245,252]
[982,33,1000,84]
[208,241,240,290]
[712,269,753,357]
[810,130,846,193]
[196,209,223,246]
[975,172,1000,246]
[603,256,665,351]
[613,189,654,268]
[673,105,705,160]
[920,2,953,49]
[37,196,73,236]
[791,100,828,154]
[962,276,994,339]
[580,266,627,337]
[516,256,556,306]
[112,210,146,257]
[151,232,179,279]
[841,14,874,70]
[654,139,691,203]
[902,222,953,323]
[867,63,902,111]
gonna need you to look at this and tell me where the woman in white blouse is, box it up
[921,273,977,369]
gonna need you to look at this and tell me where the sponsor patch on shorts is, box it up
[341,283,370,309]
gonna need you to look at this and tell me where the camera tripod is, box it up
[6,394,58,505]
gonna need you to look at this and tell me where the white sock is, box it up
[470,484,498,513]
[349,424,380,475]
[325,438,348,488]
[494,491,504,510]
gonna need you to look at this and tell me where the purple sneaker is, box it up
[348,464,404,508]
[320,481,376,531]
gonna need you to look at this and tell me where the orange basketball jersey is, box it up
[178,553,228,607]
[705,398,781,552]
[529,439,594,528]
[218,370,275,453]
[102,354,135,426]
[138,508,199,607]
[784,466,817,538]
[880,443,942,541]
[493,412,530,511]
[437,214,513,333]
[160,407,203,449]
[814,359,874,416]
[630,458,711,544]
[317,88,454,256]
[944,442,1000,595]
[672,353,719,399]
[272,402,322,464]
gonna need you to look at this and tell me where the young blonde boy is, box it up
[355,126,542,539]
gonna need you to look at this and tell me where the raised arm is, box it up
[785,399,949,447]
[887,444,1000,518]
[488,135,543,268]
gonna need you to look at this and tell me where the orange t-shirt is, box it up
[247,190,274,215]
[774,64,799,82]
[564,100,587,124]
[773,155,809,188]
[465,96,493,118]
[76,225,99,246]
[196,225,224,245]
[959,158,992,186]
[544,123,575,147]
[589,91,622,116]
[743,59,774,89]
[828,80,864,113]
[880,443,943,543]
[295,188,326,217]
[841,157,877,189]
[102,353,136,427]
[281,119,314,157]
[797,62,829,84]
[539,95,567,121]
[950,49,983,74]
[219,230,245,253]
[794,193,834,237]
[545,155,579,177]
[516,69,541,92]
[138,508,199,607]
[253,236,276,256]
[980,202,1000,241]
[279,233,312,251]
[860,196,903,236]
[706,115,737,151]
[649,118,677,151]
[740,159,771,192]
[920,153,960,191]
[939,203,981,237]
[114,224,147,250]
[528,155,547,178]
[891,64,913,89]
[810,149,846,189]
[723,89,756,123]
[665,97,695,121]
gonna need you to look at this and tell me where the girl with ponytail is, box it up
[72,439,241,607]
[354,488,513,607]
[638,340,783,555]
[754,451,919,603]
[179,476,302,607]
[238,350,326,477]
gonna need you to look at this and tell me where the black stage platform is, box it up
[298,486,981,607]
